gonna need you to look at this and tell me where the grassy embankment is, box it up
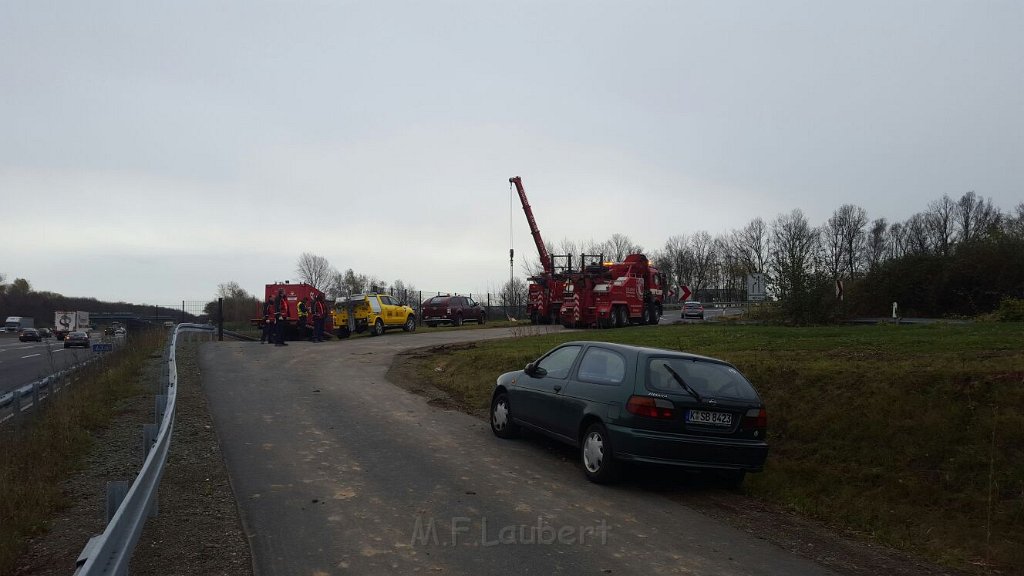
[0,330,165,574]
[408,322,1024,572]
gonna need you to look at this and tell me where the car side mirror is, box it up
[524,362,547,378]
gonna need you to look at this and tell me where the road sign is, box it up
[92,343,113,353]
[680,285,692,301]
[747,273,766,301]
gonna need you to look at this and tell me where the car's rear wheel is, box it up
[490,392,519,439]
[403,315,416,332]
[479,312,487,324]
[581,422,619,483]
[371,319,385,336]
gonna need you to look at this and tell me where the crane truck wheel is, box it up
[530,311,539,325]
[337,328,350,339]
[371,318,385,336]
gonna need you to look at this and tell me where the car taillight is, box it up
[626,396,675,419]
[446,308,451,314]
[742,408,768,431]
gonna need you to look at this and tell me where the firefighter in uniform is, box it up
[312,293,327,342]
[296,296,309,341]
[260,298,273,344]
[274,288,290,346]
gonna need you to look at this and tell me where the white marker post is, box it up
[892,302,899,325]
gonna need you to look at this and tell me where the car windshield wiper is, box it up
[662,362,703,403]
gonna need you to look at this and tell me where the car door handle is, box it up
[553,385,562,393]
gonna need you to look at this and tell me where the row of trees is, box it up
[0,275,185,327]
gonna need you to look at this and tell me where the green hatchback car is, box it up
[490,341,769,484]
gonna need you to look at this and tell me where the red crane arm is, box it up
[510,176,552,276]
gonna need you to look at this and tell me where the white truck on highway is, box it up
[4,316,35,333]
[54,311,90,340]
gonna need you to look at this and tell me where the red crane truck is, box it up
[510,176,571,324]
[559,253,665,328]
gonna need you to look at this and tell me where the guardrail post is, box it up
[32,381,40,413]
[106,481,129,523]
[142,423,160,517]
[12,393,23,429]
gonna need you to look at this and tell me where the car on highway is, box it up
[682,301,705,320]
[64,331,91,348]
[421,294,487,327]
[490,341,768,485]
[18,328,42,342]
[38,327,53,338]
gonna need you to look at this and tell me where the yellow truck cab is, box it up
[333,293,416,338]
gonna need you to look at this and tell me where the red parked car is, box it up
[421,295,487,327]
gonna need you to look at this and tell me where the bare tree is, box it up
[926,195,957,256]
[819,216,845,280]
[296,252,333,291]
[885,221,907,260]
[1007,202,1024,239]
[768,209,820,301]
[866,218,888,271]
[904,213,932,255]
[604,233,643,262]
[955,191,999,244]
[341,268,368,295]
[689,231,716,296]
[217,281,252,300]
[835,204,868,278]
[735,217,770,273]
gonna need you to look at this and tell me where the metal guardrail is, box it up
[0,339,122,423]
[74,323,216,576]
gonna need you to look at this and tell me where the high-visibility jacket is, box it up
[297,300,308,318]
[275,297,290,320]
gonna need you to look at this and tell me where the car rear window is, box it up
[645,357,759,401]
[427,296,448,305]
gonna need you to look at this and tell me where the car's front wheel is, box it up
[403,315,416,332]
[453,314,463,327]
[490,392,519,439]
[581,422,619,483]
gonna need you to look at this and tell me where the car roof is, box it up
[557,340,723,363]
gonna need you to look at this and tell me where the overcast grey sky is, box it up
[2,1,1021,305]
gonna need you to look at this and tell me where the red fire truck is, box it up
[251,282,333,340]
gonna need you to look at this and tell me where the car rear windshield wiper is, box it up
[662,362,703,403]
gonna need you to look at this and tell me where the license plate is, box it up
[686,410,732,427]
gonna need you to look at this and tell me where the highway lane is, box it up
[200,329,833,575]
[0,333,102,396]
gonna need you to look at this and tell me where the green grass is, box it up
[0,330,165,574]
[406,322,1024,573]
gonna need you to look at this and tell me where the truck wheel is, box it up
[403,315,416,332]
[336,328,350,339]
[530,311,539,325]
[371,319,385,336]
[613,306,625,328]
[479,313,487,325]
[453,314,463,327]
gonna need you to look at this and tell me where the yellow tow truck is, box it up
[333,293,417,338]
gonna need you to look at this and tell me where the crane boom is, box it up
[510,176,552,276]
